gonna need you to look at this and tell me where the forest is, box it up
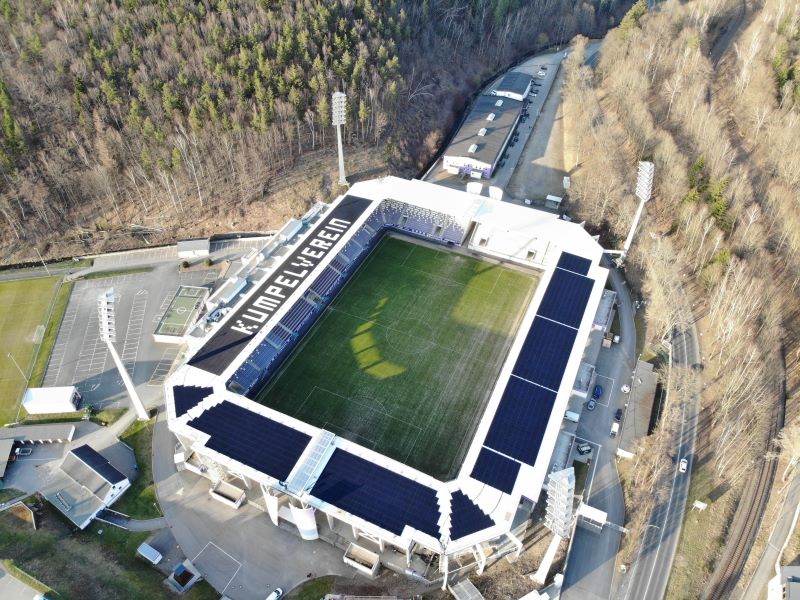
[0,0,626,260]
[561,0,800,596]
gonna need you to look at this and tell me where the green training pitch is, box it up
[0,277,61,424]
[254,236,539,480]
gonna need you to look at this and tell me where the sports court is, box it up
[0,277,61,424]
[255,236,539,480]
[154,286,207,338]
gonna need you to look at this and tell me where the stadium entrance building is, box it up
[165,176,608,584]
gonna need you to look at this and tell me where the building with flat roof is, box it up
[21,386,82,415]
[442,95,522,179]
[177,238,210,258]
[491,71,533,101]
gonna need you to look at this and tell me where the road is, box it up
[620,314,701,600]
[743,470,800,598]
[561,262,632,600]
[0,562,40,600]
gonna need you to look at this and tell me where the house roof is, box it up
[443,95,522,168]
[496,71,531,96]
[0,423,76,443]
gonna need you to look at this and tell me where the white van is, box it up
[610,423,620,438]
[136,542,163,565]
[564,410,580,423]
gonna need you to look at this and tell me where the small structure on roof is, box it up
[491,71,533,102]
[42,444,131,529]
[22,386,82,415]
[177,238,210,258]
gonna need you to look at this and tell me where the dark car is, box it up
[576,442,592,455]
[614,408,623,421]
[592,384,604,400]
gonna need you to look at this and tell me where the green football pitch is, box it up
[0,277,61,424]
[254,236,539,480]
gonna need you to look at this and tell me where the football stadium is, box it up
[166,176,607,578]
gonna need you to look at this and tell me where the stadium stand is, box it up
[173,385,214,418]
[449,490,495,540]
[470,447,521,494]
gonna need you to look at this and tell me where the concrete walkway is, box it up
[127,516,169,531]
[0,563,40,600]
[742,471,800,598]
[151,410,354,600]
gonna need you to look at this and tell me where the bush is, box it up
[180,260,189,269]
[203,257,213,267]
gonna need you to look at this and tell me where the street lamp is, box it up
[98,288,149,420]
[332,92,348,187]
[605,161,655,266]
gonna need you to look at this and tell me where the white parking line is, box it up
[121,290,148,379]
[594,373,615,407]
[147,347,179,386]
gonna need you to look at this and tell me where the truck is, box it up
[610,422,620,438]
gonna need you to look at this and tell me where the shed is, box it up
[22,386,82,415]
[177,239,210,258]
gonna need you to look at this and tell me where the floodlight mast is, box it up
[98,288,149,421]
[332,92,348,187]
[605,161,655,265]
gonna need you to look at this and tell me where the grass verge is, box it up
[666,459,737,599]
[287,575,335,599]
[77,266,154,280]
[20,408,127,427]
[2,558,61,597]
[112,414,161,519]
[28,280,74,389]
[0,488,25,503]
[0,499,216,600]
[573,461,589,497]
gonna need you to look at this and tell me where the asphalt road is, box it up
[620,317,701,600]
[561,263,633,600]
[0,562,39,600]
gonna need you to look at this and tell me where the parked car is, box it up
[586,399,597,411]
[614,408,623,422]
[621,384,631,394]
[14,447,32,456]
[592,384,604,400]
[679,458,688,473]
[265,589,284,600]
[576,442,592,455]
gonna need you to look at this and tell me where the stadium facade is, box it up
[166,176,607,580]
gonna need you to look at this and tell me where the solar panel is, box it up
[71,444,127,484]
[537,268,593,329]
[449,490,495,540]
[173,385,213,418]
[470,447,521,494]
[557,252,592,276]
[188,401,311,481]
[512,316,577,391]
[311,449,441,538]
[483,377,557,464]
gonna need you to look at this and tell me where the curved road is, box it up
[620,313,701,600]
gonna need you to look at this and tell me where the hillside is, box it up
[0,0,627,262]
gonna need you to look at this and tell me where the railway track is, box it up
[704,404,783,600]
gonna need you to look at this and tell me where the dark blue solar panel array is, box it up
[470,448,521,494]
[311,449,441,538]
[484,378,556,464]
[512,317,578,391]
[537,268,594,329]
[173,385,213,418]
[71,444,127,484]
[557,252,591,275]
[480,254,595,472]
[449,491,495,540]
[188,401,310,481]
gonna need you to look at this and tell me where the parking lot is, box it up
[43,266,220,409]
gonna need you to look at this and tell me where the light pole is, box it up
[332,92,348,187]
[604,161,655,266]
[98,288,149,420]
[34,248,50,275]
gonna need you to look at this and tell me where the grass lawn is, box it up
[286,576,335,599]
[20,407,127,426]
[255,236,538,480]
[573,461,589,497]
[0,499,215,600]
[112,415,161,519]
[0,277,63,425]
[0,488,25,503]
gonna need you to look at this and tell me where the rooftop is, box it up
[444,95,522,166]
[495,71,531,96]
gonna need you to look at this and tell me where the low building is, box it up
[177,239,210,259]
[21,386,82,415]
[769,565,800,600]
[442,95,523,179]
[491,71,532,102]
[0,423,76,444]
[42,444,130,529]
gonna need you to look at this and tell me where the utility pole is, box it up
[98,288,149,420]
[332,92,348,187]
